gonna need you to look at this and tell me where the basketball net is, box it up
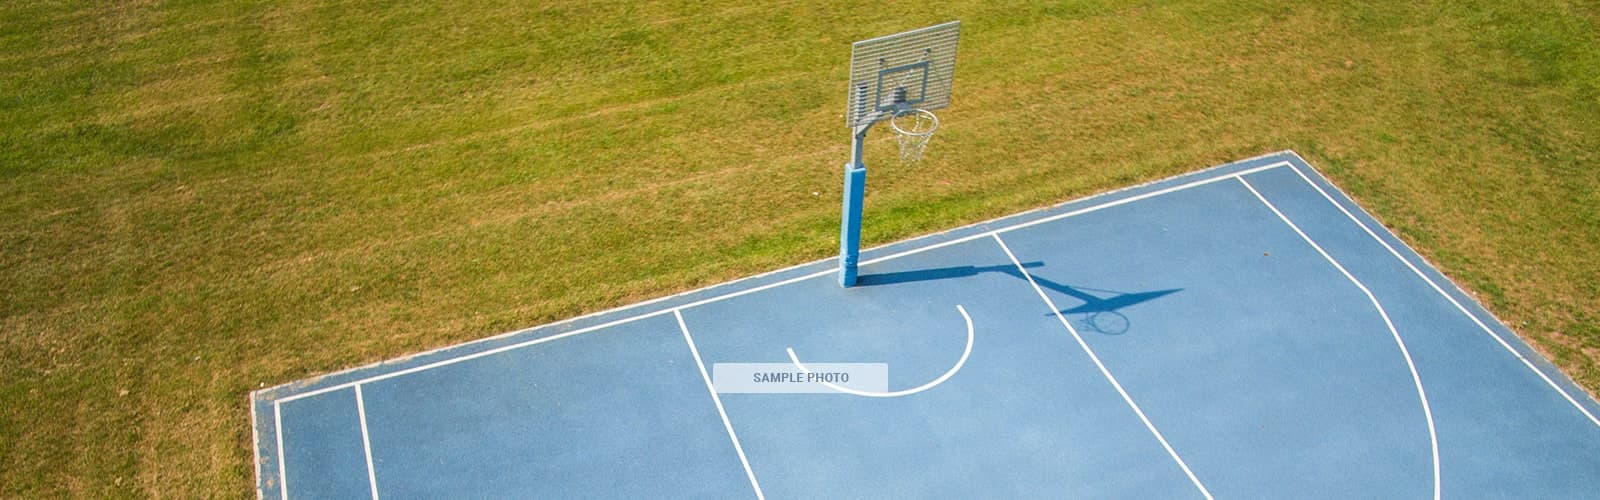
[889,108,939,164]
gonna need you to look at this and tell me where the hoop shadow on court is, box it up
[857,262,1182,335]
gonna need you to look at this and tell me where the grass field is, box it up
[3,0,1597,496]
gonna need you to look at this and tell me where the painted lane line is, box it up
[355,385,380,500]
[264,162,1294,406]
[274,401,288,500]
[786,305,974,398]
[992,233,1214,500]
[1280,161,1600,429]
[1239,177,1440,500]
[675,309,766,500]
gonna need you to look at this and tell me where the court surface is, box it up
[251,151,1600,499]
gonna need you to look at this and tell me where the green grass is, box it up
[2,0,1597,496]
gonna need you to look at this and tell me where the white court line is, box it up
[675,309,765,500]
[274,401,288,500]
[1279,161,1600,429]
[267,161,1292,405]
[274,310,674,404]
[1239,177,1440,500]
[355,385,380,500]
[250,396,264,500]
[786,305,974,398]
[992,233,1214,500]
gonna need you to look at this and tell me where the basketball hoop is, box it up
[889,108,939,164]
[839,20,961,287]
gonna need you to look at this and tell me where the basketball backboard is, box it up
[845,21,962,128]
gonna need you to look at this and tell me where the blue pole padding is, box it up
[839,163,867,287]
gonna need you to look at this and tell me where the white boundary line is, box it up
[274,311,673,404]
[1278,162,1600,429]
[675,310,765,500]
[355,385,381,500]
[267,161,1292,405]
[990,162,1288,238]
[1239,177,1440,500]
[786,304,974,398]
[274,401,288,500]
[250,395,265,500]
[992,233,1214,500]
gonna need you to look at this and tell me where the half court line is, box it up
[1240,177,1440,500]
[1279,161,1600,429]
[992,233,1214,500]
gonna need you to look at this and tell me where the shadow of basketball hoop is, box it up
[856,261,1180,336]
[1041,281,1179,336]
[1084,310,1132,336]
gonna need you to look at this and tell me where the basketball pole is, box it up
[841,83,899,288]
[839,120,871,287]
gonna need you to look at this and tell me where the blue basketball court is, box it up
[251,152,1600,499]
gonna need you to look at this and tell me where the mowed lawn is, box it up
[3,0,1597,496]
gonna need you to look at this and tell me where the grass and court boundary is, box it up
[4,2,1598,496]
[254,153,1600,498]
